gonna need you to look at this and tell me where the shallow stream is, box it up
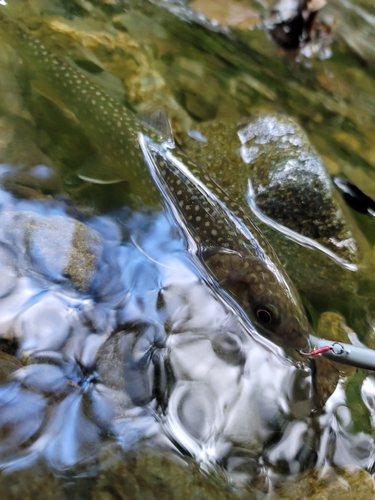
[1,0,375,498]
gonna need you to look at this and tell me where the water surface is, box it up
[1,0,375,498]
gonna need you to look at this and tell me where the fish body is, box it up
[142,136,310,349]
[0,8,160,204]
[0,8,310,349]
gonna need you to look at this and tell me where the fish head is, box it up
[205,251,311,349]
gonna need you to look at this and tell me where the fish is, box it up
[142,136,311,349]
[0,7,311,349]
[0,8,161,205]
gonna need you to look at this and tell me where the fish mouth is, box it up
[277,327,310,350]
[255,322,309,350]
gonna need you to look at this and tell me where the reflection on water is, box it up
[0,186,305,479]
[0,187,372,493]
[1,0,375,496]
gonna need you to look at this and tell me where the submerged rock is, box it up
[92,447,243,500]
[0,210,103,291]
[237,114,358,264]
[271,466,375,499]
[0,466,67,500]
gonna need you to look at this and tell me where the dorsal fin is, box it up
[136,108,175,147]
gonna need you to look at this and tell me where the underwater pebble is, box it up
[211,331,245,366]
[0,210,103,291]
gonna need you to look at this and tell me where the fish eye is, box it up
[254,305,278,326]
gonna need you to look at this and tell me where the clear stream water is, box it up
[1,0,375,498]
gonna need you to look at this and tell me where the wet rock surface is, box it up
[92,448,243,500]
[271,466,375,500]
[0,210,103,292]
[238,114,358,263]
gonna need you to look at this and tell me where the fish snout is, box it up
[278,323,310,350]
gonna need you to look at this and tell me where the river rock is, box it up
[0,210,103,291]
[237,113,358,265]
[92,447,244,500]
[271,465,375,499]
